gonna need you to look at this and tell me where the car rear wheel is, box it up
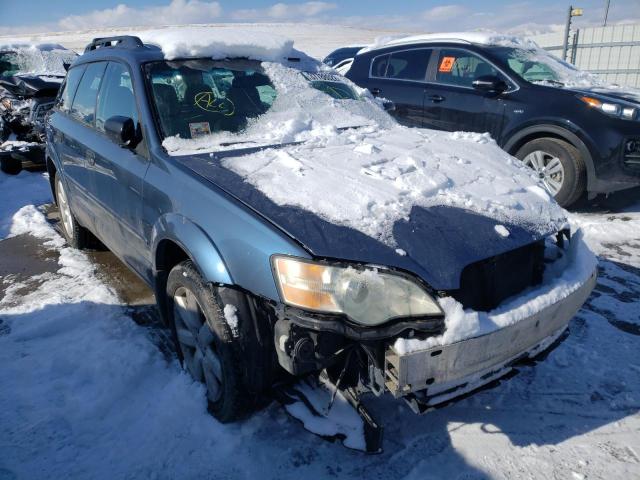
[516,138,586,207]
[166,260,262,422]
[54,176,89,248]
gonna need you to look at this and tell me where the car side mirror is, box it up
[104,115,136,147]
[472,75,509,93]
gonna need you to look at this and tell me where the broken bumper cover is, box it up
[385,268,597,409]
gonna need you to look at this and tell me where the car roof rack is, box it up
[84,36,144,53]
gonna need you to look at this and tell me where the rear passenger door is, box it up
[89,61,151,276]
[423,48,511,138]
[362,48,433,127]
[63,62,108,230]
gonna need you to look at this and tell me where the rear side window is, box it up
[96,62,138,132]
[387,49,431,81]
[70,62,107,125]
[435,49,500,88]
[370,49,431,81]
[58,65,86,112]
[370,54,390,78]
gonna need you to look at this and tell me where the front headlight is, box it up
[579,95,637,120]
[272,256,443,326]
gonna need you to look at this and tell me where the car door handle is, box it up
[370,87,382,96]
[86,150,96,166]
[428,94,445,103]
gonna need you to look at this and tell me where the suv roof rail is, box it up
[84,36,144,53]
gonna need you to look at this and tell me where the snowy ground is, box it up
[1,169,639,480]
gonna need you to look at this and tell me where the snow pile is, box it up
[139,27,294,61]
[361,31,541,53]
[223,304,239,337]
[220,124,567,246]
[395,229,597,353]
[0,169,51,239]
[1,140,42,152]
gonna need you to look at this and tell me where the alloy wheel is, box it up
[56,178,75,238]
[523,150,565,196]
[173,286,224,402]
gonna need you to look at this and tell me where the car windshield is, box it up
[146,59,389,154]
[492,46,600,87]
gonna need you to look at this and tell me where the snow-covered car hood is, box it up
[181,126,567,290]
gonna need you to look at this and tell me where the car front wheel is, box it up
[166,260,262,422]
[516,138,586,207]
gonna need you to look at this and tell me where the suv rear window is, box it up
[70,62,107,125]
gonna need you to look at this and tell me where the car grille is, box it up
[624,139,640,171]
[450,240,546,312]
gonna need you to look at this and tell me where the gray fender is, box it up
[151,213,232,285]
[503,123,596,192]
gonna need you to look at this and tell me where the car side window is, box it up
[58,65,86,113]
[370,54,390,78]
[435,49,500,88]
[96,62,139,132]
[70,62,107,125]
[387,49,431,81]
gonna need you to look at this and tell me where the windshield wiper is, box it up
[534,79,565,86]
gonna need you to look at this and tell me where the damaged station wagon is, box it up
[46,29,597,452]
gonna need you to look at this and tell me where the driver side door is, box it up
[423,48,513,140]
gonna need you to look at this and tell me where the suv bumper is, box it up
[385,268,597,408]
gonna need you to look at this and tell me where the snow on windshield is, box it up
[498,46,605,88]
[139,27,295,62]
[0,44,75,76]
[162,62,393,154]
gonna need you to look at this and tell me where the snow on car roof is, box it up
[138,27,295,62]
[362,32,538,53]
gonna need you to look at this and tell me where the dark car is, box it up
[345,33,640,207]
[323,45,365,67]
[46,32,595,451]
[0,43,77,174]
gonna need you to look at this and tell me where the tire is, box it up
[516,138,586,207]
[166,260,267,422]
[0,156,22,175]
[54,175,89,249]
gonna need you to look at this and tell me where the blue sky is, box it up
[1,0,638,34]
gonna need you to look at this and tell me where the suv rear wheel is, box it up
[55,176,90,248]
[166,260,263,422]
[516,138,586,207]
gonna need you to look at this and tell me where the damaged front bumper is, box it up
[387,267,597,410]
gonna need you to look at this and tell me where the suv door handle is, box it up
[370,87,382,96]
[86,150,96,166]
[428,94,445,103]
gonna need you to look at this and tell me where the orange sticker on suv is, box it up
[439,56,456,73]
